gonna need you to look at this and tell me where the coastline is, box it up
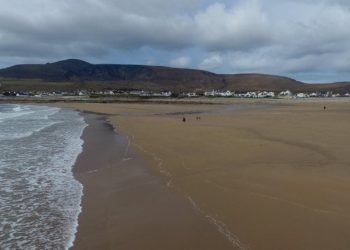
[71,111,234,249]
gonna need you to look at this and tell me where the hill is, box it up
[1,59,350,93]
[223,74,304,92]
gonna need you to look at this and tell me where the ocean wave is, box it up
[0,110,36,123]
[0,121,63,141]
[0,105,59,124]
[0,105,62,141]
[12,105,26,112]
[0,104,87,249]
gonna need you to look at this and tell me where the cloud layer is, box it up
[1,0,350,81]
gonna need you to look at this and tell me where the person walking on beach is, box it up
[324,106,326,110]
[182,117,186,122]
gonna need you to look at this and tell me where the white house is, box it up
[186,92,197,97]
[219,90,233,97]
[279,90,292,97]
[204,90,216,96]
[296,93,308,98]
[309,92,318,97]
[161,91,172,97]
[258,91,275,98]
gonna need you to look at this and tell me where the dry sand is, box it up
[58,99,350,249]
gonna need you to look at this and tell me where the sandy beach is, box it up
[59,99,350,249]
[72,112,233,250]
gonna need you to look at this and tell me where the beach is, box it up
[72,112,233,250]
[59,99,350,249]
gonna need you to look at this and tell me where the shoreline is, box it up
[7,99,348,249]
[71,111,234,249]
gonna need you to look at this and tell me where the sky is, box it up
[1,0,350,82]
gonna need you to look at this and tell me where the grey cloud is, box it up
[2,0,270,55]
[1,0,350,81]
[193,2,272,51]
[0,0,271,55]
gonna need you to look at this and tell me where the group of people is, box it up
[182,116,201,122]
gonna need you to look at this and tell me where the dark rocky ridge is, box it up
[1,59,350,92]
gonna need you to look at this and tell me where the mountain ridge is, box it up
[1,59,350,93]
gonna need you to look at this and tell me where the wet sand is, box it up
[61,100,350,250]
[72,113,233,250]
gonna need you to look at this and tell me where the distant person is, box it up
[324,106,326,110]
[182,117,186,122]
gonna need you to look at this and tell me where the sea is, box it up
[0,104,87,250]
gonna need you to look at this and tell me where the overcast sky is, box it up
[1,0,350,82]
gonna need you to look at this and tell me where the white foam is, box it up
[0,121,62,140]
[0,105,61,141]
[49,118,87,250]
[187,196,246,250]
[12,105,24,112]
[0,105,87,250]
[0,110,36,123]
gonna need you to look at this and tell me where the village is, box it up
[1,88,350,99]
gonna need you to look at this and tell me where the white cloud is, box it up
[169,56,191,68]
[199,54,223,69]
[145,58,157,66]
